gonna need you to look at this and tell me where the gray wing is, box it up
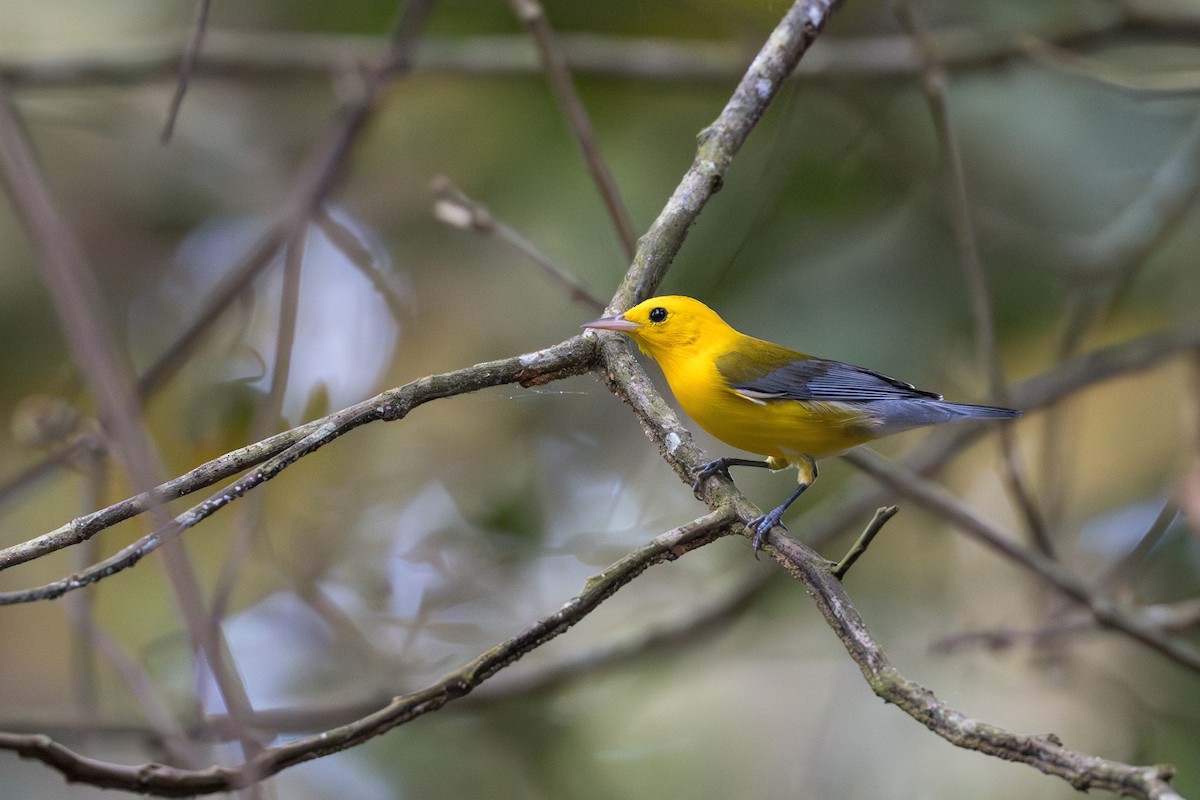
[717,350,943,404]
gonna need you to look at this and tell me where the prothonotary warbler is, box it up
[582,295,1021,551]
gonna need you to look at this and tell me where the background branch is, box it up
[508,0,638,260]
[3,9,1198,89]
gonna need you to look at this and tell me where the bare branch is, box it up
[4,12,1190,89]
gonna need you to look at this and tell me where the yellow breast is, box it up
[657,346,876,465]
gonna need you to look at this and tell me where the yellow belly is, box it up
[666,362,877,464]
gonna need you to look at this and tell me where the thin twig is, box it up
[161,0,211,142]
[431,175,605,310]
[508,0,638,260]
[832,505,898,580]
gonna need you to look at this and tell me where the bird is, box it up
[581,295,1021,551]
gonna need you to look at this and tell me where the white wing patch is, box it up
[733,389,771,405]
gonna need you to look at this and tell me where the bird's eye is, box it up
[649,307,668,323]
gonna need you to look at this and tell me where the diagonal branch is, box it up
[509,0,638,260]
[137,0,435,398]
[763,533,1181,799]
[588,290,1183,799]
[160,0,211,142]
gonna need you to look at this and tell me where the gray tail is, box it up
[872,399,1021,436]
[939,402,1022,420]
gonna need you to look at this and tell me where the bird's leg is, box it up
[748,483,807,551]
[691,457,772,496]
[749,457,818,552]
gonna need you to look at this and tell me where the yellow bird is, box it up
[582,295,1021,550]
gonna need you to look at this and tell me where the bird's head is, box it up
[581,295,729,364]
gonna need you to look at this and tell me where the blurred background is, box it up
[1,0,1199,797]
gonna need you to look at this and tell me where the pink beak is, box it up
[581,314,641,332]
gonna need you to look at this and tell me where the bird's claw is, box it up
[691,459,732,497]
[747,511,787,554]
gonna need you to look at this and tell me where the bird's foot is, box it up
[691,459,733,496]
[747,508,788,553]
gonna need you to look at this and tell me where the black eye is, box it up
[648,307,668,323]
